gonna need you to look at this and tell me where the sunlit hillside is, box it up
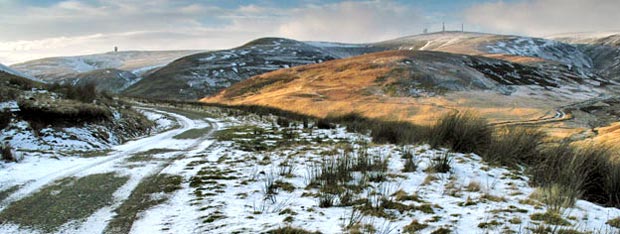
[202,50,603,130]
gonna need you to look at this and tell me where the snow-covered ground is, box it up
[0,106,619,233]
[0,107,216,234]
[127,113,620,234]
[0,107,170,154]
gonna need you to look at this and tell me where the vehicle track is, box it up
[490,109,569,127]
[0,108,203,212]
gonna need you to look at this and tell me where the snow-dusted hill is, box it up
[124,38,339,100]
[0,64,38,81]
[59,69,141,94]
[374,32,593,70]
[548,32,620,81]
[123,32,612,101]
[10,50,200,81]
[203,49,609,126]
[548,32,620,46]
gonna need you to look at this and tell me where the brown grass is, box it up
[202,50,561,126]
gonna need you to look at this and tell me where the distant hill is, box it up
[128,32,601,100]
[123,38,339,100]
[549,32,620,46]
[203,50,609,125]
[58,69,140,94]
[11,50,201,81]
[9,50,200,94]
[374,32,593,70]
[0,63,38,81]
[549,32,620,82]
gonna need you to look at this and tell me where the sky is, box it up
[1,0,619,65]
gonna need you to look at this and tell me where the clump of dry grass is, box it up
[483,126,546,167]
[428,111,491,153]
[1,144,16,162]
[530,142,620,208]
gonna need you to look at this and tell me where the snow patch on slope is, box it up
[0,63,38,81]
[10,51,200,81]
[484,37,593,68]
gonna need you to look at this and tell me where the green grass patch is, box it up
[214,125,266,141]
[105,173,183,234]
[173,127,213,139]
[607,217,620,228]
[68,149,112,158]
[126,148,176,162]
[0,173,128,232]
[157,107,217,120]
[0,185,20,203]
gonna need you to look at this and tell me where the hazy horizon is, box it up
[2,0,619,65]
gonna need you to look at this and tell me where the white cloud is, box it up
[279,1,424,43]
[0,0,432,64]
[0,31,255,65]
[464,0,620,36]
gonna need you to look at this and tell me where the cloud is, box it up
[278,1,425,43]
[0,0,433,64]
[0,30,255,65]
[464,0,620,36]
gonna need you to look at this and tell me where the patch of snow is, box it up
[485,37,593,69]
[0,63,38,81]
[0,101,19,112]
[131,64,165,76]
[306,41,365,48]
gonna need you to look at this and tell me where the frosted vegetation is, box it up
[0,102,618,233]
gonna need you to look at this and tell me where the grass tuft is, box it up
[266,226,322,234]
[1,143,16,162]
[428,152,452,173]
[607,217,620,228]
[428,111,491,153]
[483,127,546,167]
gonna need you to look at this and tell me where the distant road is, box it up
[491,109,569,127]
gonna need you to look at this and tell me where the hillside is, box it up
[127,32,603,101]
[202,50,609,125]
[10,50,200,81]
[373,32,593,70]
[58,69,140,94]
[123,38,339,100]
[0,69,153,156]
[549,32,620,46]
[0,64,37,81]
[549,32,620,83]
